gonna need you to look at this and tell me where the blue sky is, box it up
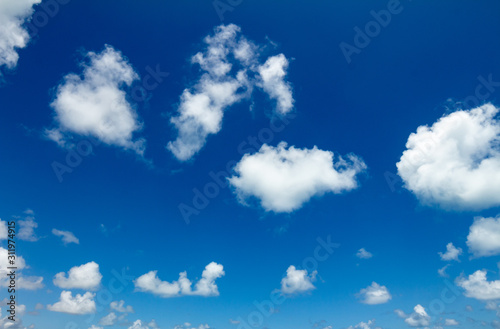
[1,1,500,329]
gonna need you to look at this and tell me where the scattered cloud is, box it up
[47,45,145,154]
[397,104,500,210]
[456,270,500,300]
[395,305,430,327]
[229,142,366,212]
[444,318,459,326]
[174,323,210,329]
[280,265,316,295]
[0,0,40,71]
[438,264,450,278]
[0,247,43,290]
[110,300,134,313]
[467,216,500,258]
[99,312,117,326]
[357,282,391,305]
[0,219,7,240]
[18,211,38,241]
[439,243,462,261]
[53,261,102,291]
[346,319,380,329]
[167,24,294,161]
[47,291,96,314]
[52,228,79,245]
[128,320,161,329]
[135,262,225,298]
[356,248,373,259]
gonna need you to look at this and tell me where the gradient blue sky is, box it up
[1,1,500,329]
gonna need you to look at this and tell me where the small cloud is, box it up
[356,248,373,259]
[357,282,391,305]
[280,265,316,295]
[52,229,79,245]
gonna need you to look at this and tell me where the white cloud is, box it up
[439,243,462,261]
[53,261,102,291]
[280,265,316,295]
[17,275,44,290]
[48,45,145,154]
[257,54,293,114]
[110,300,134,313]
[0,219,7,240]
[89,326,103,329]
[134,262,225,298]
[47,291,96,315]
[356,248,373,259]
[0,247,43,290]
[52,228,79,245]
[438,264,450,278]
[99,312,117,326]
[445,319,459,326]
[128,320,159,329]
[174,323,210,329]
[229,142,366,212]
[18,213,38,241]
[0,0,40,71]
[167,24,294,161]
[357,282,391,305]
[456,270,500,300]
[397,104,500,210]
[346,319,378,329]
[396,305,430,327]
[467,216,500,258]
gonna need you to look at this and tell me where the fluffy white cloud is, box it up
[346,320,379,329]
[395,305,430,327]
[99,312,117,326]
[167,24,294,161]
[174,323,210,329]
[47,291,96,314]
[257,54,293,114]
[357,282,391,305]
[439,243,462,261]
[0,0,40,71]
[280,265,316,294]
[467,216,500,258]
[229,142,366,212]
[397,104,500,210]
[53,261,102,291]
[134,262,225,298]
[128,320,161,329]
[0,247,43,290]
[456,270,500,300]
[52,228,79,245]
[18,212,38,241]
[445,319,459,326]
[110,300,134,313]
[17,275,44,290]
[0,219,7,240]
[356,248,373,259]
[48,45,145,154]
